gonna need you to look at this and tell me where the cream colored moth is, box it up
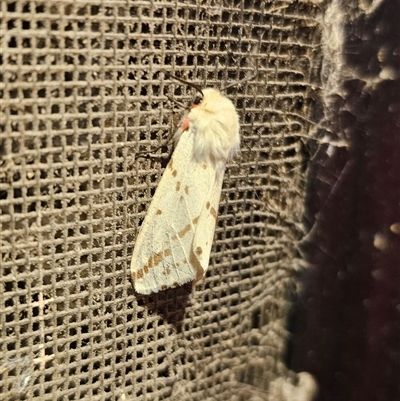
[131,80,240,294]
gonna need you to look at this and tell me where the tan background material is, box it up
[1,1,322,399]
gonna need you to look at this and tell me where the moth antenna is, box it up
[165,72,204,98]
[220,71,258,91]
[135,129,175,159]
[166,95,188,110]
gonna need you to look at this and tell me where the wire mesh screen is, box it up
[1,1,322,400]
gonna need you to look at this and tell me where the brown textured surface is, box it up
[0,1,322,400]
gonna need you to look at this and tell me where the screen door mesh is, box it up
[0,1,322,400]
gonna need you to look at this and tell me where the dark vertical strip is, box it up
[291,1,400,401]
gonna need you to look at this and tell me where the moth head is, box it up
[192,93,204,107]
[189,88,240,166]
[165,73,240,165]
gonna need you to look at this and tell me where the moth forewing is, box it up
[131,88,240,294]
[192,169,226,275]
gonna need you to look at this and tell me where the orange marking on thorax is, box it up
[182,118,190,132]
[181,104,199,131]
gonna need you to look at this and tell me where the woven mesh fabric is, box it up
[0,1,322,400]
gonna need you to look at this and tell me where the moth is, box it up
[131,77,240,294]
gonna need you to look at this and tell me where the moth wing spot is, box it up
[136,269,144,280]
[142,249,172,275]
[168,158,174,170]
[202,164,207,169]
[196,246,203,256]
[178,223,191,238]
[189,249,205,282]
[192,216,199,225]
[184,186,189,195]
[179,195,184,202]
[156,209,162,215]
[176,181,181,191]
[206,201,210,209]
[210,207,217,219]
[164,268,171,276]
[172,170,178,177]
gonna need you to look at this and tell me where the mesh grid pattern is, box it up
[1,1,322,399]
